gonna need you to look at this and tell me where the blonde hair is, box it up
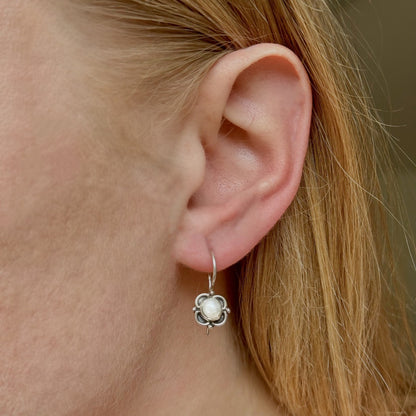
[69,1,416,414]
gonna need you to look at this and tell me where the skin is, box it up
[0,2,311,415]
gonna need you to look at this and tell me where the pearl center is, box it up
[201,297,222,321]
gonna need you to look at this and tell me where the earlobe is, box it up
[173,43,312,273]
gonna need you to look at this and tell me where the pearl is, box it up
[201,297,222,321]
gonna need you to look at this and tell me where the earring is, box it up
[192,250,231,335]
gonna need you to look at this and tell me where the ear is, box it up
[173,43,312,273]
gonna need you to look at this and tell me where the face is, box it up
[0,2,186,414]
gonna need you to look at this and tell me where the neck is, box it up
[120,265,285,416]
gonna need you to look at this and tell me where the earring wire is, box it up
[208,250,216,295]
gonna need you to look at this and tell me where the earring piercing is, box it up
[192,250,231,335]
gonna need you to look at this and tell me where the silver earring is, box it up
[192,250,231,335]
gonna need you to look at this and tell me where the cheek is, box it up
[0,9,178,414]
[0,4,88,230]
[0,61,177,411]
[0,137,178,414]
[0,134,84,230]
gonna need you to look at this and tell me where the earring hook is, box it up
[208,250,216,295]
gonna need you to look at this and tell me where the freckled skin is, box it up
[0,2,183,415]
